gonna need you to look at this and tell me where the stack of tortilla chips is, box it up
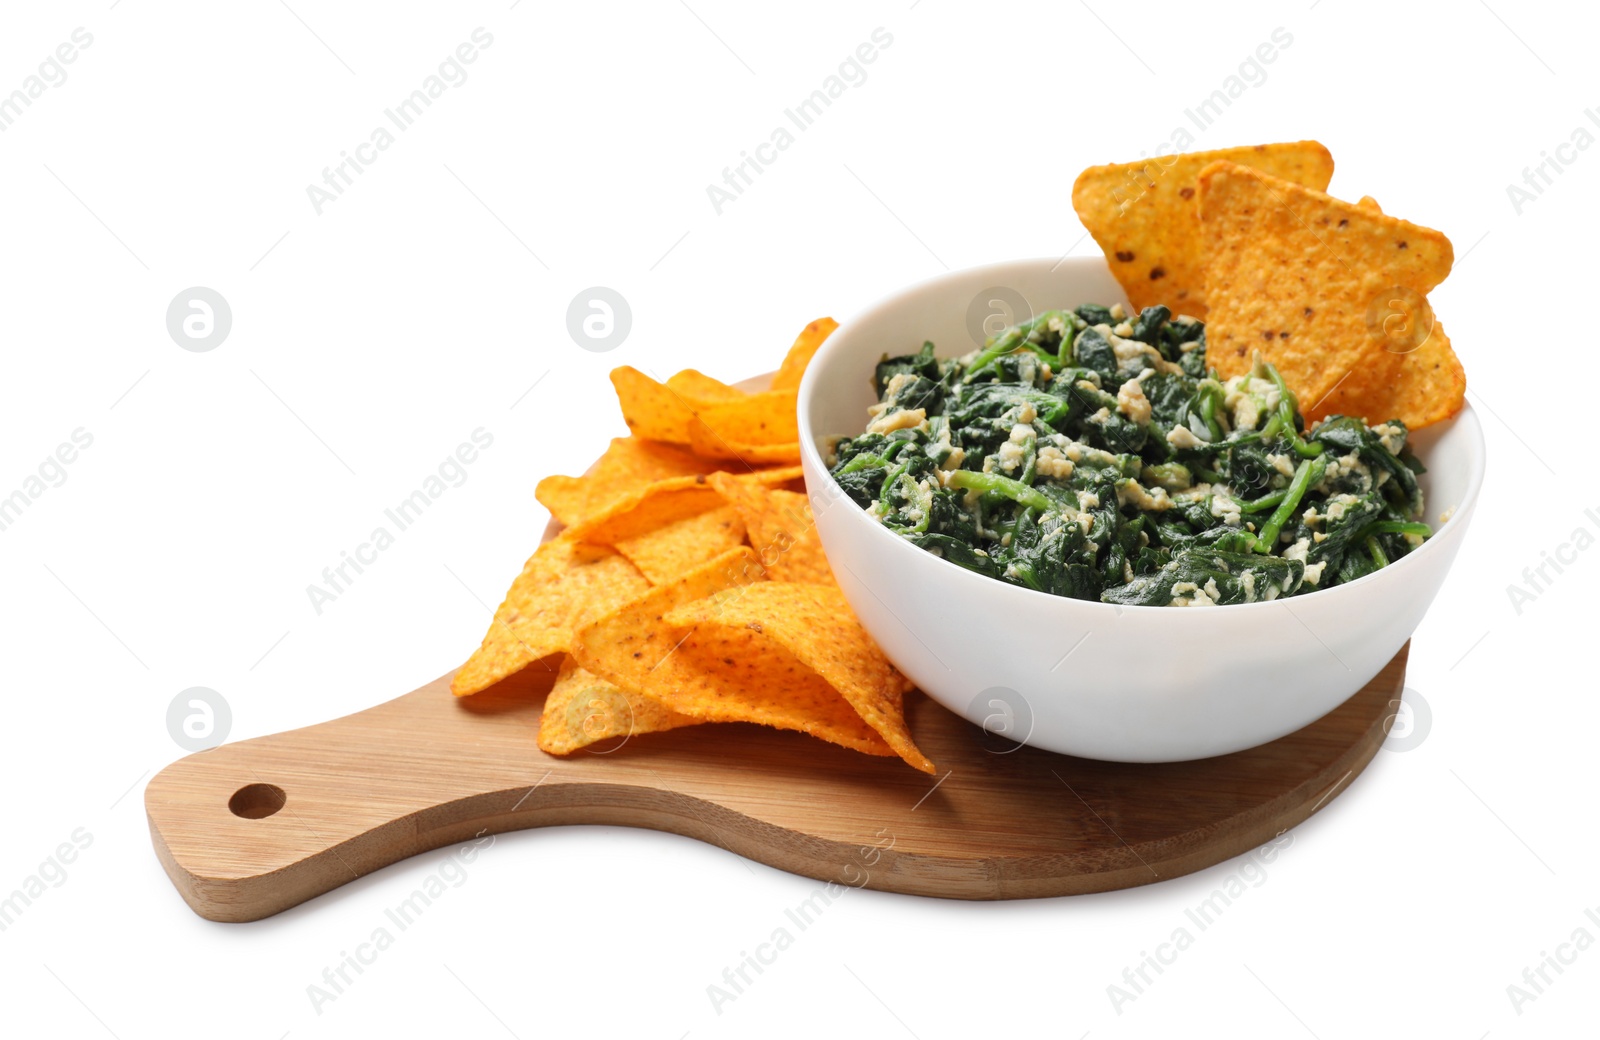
[1073,140,1464,429]
[451,318,934,774]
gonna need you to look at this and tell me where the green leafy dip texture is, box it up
[828,304,1431,606]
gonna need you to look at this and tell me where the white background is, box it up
[1,0,1594,1036]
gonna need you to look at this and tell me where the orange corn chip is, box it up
[573,549,909,763]
[536,437,733,528]
[614,504,747,584]
[647,625,898,757]
[746,464,804,488]
[1310,196,1465,426]
[770,317,839,392]
[667,369,746,402]
[664,583,931,773]
[707,473,833,584]
[571,547,765,703]
[695,389,799,447]
[566,466,808,545]
[1072,141,1334,320]
[687,416,802,465]
[610,367,699,443]
[1197,160,1460,427]
[563,477,724,547]
[612,366,797,447]
[1309,319,1466,429]
[452,537,651,697]
[537,657,702,755]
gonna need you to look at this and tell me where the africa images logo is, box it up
[305,28,495,215]
[704,28,893,215]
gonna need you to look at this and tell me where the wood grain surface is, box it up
[145,644,1406,921]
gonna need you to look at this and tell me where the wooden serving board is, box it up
[147,371,1405,920]
[146,645,1406,921]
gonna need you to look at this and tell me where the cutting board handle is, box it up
[145,671,577,922]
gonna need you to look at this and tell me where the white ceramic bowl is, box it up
[798,257,1484,762]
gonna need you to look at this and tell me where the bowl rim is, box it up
[796,255,1487,614]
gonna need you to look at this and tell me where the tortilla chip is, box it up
[614,504,747,584]
[649,625,898,757]
[746,464,805,488]
[537,658,702,755]
[570,547,766,711]
[687,416,802,465]
[1308,195,1465,426]
[452,537,651,696]
[708,473,834,584]
[1309,319,1466,429]
[564,462,808,553]
[614,366,781,446]
[770,317,838,392]
[667,369,745,402]
[564,476,724,548]
[536,437,730,528]
[610,367,698,443]
[1197,160,1459,426]
[573,549,908,762]
[560,467,793,539]
[1072,141,1334,320]
[665,583,932,773]
[694,389,799,447]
